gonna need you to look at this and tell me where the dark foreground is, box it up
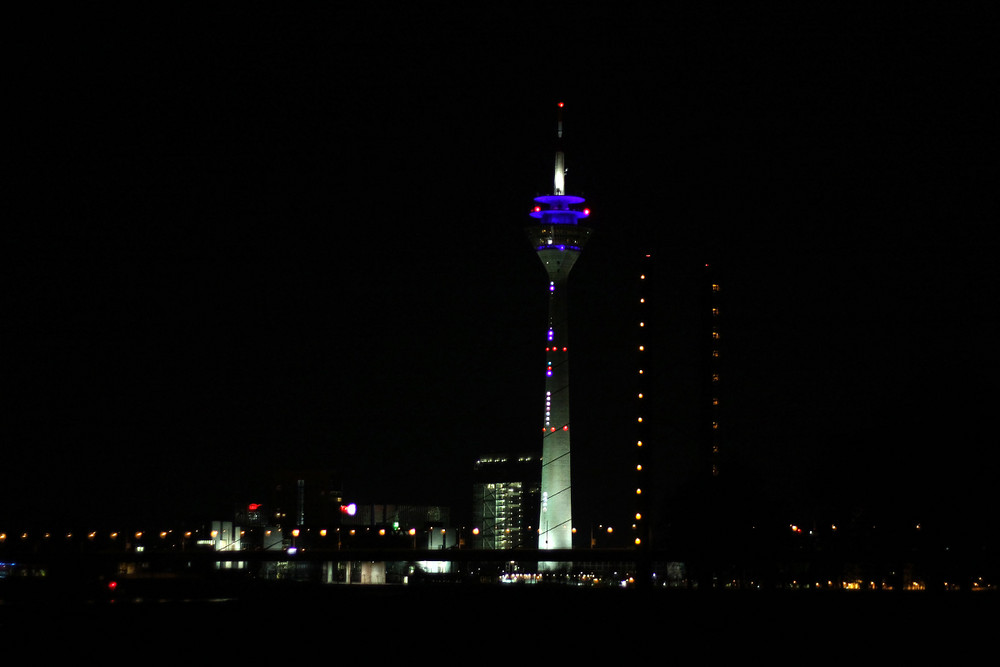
[1,576,993,656]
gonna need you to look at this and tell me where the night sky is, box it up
[7,7,997,540]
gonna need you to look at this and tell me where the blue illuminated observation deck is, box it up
[529,195,591,253]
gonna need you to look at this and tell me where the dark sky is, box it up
[7,6,997,537]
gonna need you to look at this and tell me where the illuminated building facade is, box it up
[472,454,540,549]
[527,103,591,554]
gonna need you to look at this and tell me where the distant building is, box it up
[472,454,540,549]
[232,469,455,552]
[263,470,348,529]
[339,503,451,534]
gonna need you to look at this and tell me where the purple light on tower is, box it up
[526,102,592,562]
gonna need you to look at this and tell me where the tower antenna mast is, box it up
[554,102,566,195]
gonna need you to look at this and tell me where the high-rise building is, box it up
[703,263,723,480]
[471,454,540,550]
[634,254,652,550]
[526,103,591,554]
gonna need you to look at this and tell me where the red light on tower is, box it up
[558,102,564,108]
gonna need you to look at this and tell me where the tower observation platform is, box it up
[526,103,591,560]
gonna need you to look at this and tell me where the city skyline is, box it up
[7,7,996,552]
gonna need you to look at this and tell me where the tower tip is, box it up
[554,103,565,193]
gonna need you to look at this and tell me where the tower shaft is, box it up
[538,261,573,550]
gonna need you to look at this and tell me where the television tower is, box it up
[527,102,591,556]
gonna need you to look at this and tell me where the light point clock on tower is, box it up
[526,102,591,558]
